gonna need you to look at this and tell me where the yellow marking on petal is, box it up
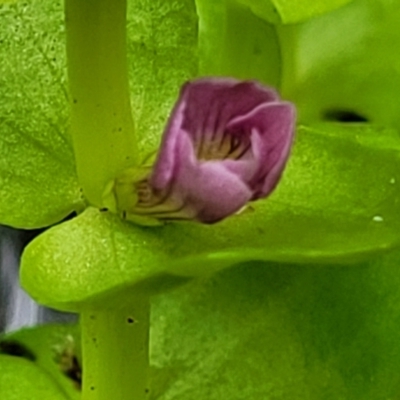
[197,133,250,161]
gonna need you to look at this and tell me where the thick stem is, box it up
[65,0,138,207]
[81,297,150,400]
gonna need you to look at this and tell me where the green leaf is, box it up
[0,0,83,228]
[0,354,70,399]
[195,0,281,85]
[150,251,400,399]
[0,122,82,228]
[278,0,400,129]
[20,122,400,310]
[1,324,81,400]
[126,0,198,157]
[235,0,354,24]
[11,250,400,400]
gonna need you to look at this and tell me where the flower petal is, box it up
[176,160,253,223]
[150,99,187,189]
[159,130,253,223]
[180,78,279,147]
[227,101,296,199]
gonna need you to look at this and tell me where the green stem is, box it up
[81,297,150,400]
[65,0,138,207]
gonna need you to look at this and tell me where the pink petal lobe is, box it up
[176,161,253,223]
[227,101,296,199]
[150,98,187,189]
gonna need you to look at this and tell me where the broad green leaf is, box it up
[21,123,400,310]
[126,0,198,156]
[0,354,70,399]
[11,251,400,400]
[194,0,281,85]
[235,0,354,24]
[150,252,400,399]
[278,0,400,130]
[1,324,81,400]
[0,1,83,228]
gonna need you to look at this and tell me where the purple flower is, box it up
[132,77,296,224]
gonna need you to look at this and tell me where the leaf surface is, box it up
[21,122,400,309]
[0,1,82,228]
[279,0,400,130]
[235,0,353,24]
[0,354,70,399]
[11,253,400,400]
[150,251,400,399]
[1,324,81,400]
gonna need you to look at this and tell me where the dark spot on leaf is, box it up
[73,98,78,104]
[0,340,36,362]
[253,44,261,55]
[91,386,95,391]
[99,208,109,212]
[323,109,368,123]
[256,227,265,235]
[127,317,135,324]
